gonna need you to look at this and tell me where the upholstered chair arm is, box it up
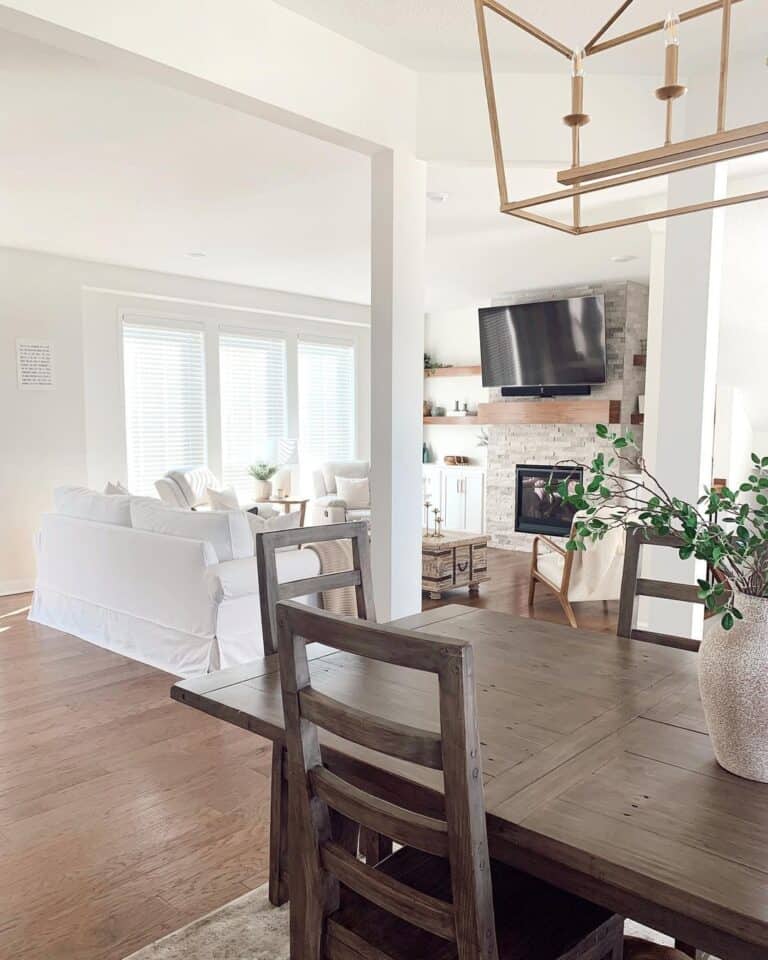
[531,535,574,591]
[314,494,347,510]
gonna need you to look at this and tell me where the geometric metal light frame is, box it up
[474,0,768,234]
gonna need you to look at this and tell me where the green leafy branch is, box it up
[546,426,768,630]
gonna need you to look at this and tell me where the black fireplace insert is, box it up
[515,464,583,538]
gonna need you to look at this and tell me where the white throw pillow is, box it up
[321,460,368,494]
[335,475,370,509]
[103,480,130,495]
[54,486,133,527]
[130,499,253,562]
[206,486,239,510]
[247,510,301,539]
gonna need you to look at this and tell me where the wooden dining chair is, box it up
[617,529,704,652]
[256,520,375,658]
[255,520,383,907]
[275,599,625,960]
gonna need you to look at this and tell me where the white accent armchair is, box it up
[155,467,219,509]
[310,460,370,525]
[154,467,275,516]
[528,513,625,628]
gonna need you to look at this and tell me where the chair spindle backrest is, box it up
[617,529,704,652]
[255,520,375,655]
[276,600,498,960]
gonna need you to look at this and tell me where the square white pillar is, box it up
[643,163,727,639]
[369,149,426,621]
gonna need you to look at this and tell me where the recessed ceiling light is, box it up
[610,254,638,263]
[187,250,207,258]
[427,191,449,204]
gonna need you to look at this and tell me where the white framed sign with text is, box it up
[17,339,55,390]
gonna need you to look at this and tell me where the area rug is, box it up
[124,883,715,960]
[123,884,288,960]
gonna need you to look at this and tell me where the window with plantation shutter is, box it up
[219,332,287,500]
[122,321,207,496]
[298,338,355,464]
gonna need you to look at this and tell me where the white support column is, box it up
[370,149,426,621]
[644,162,727,639]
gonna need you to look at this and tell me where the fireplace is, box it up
[515,464,583,538]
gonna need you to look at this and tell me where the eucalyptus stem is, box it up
[549,427,768,628]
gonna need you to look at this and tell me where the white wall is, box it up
[718,175,768,439]
[713,386,755,489]
[0,246,370,593]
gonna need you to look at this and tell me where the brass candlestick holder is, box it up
[424,499,432,534]
[432,506,443,539]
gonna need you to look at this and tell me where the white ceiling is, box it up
[0,30,372,304]
[275,0,766,74]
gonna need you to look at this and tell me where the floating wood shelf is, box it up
[424,365,482,378]
[633,354,647,367]
[478,399,621,426]
[423,416,481,425]
[631,413,645,425]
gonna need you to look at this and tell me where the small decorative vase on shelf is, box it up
[253,479,272,500]
[699,592,768,783]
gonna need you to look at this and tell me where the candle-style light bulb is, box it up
[663,12,680,47]
[571,47,585,78]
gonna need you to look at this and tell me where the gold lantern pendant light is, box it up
[473,0,768,234]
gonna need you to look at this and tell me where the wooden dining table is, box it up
[171,605,768,960]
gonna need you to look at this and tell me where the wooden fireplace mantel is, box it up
[477,398,621,425]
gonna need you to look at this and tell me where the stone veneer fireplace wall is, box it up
[486,281,648,551]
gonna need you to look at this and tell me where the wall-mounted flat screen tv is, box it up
[479,295,607,387]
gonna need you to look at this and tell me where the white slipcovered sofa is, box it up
[29,486,320,677]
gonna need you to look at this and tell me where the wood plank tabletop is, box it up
[171,605,768,960]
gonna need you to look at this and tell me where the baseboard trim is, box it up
[0,579,34,597]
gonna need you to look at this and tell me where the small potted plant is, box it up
[552,425,768,783]
[248,462,277,500]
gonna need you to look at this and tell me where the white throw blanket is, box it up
[537,512,626,603]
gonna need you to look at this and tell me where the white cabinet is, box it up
[422,464,485,534]
[463,472,485,532]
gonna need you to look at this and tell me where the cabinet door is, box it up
[443,474,466,531]
[463,473,485,533]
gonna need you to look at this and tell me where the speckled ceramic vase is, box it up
[699,592,768,783]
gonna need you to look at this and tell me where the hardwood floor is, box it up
[424,546,618,635]
[0,548,616,959]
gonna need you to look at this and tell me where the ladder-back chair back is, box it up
[255,520,375,656]
[276,600,498,960]
[617,529,704,652]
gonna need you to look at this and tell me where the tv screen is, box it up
[479,295,607,387]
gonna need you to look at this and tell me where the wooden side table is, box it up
[255,497,309,526]
[422,530,490,600]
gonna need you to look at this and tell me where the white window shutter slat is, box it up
[123,322,207,496]
[219,333,287,501]
[298,339,355,465]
